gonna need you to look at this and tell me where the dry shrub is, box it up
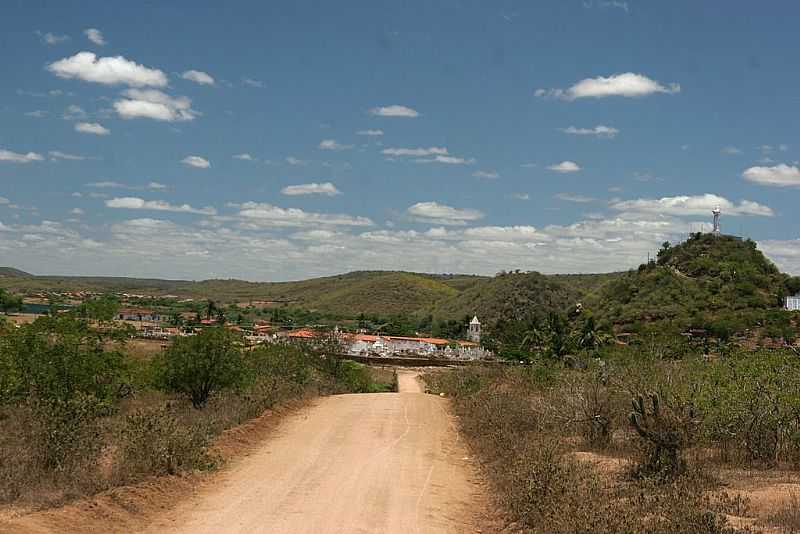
[114,406,213,482]
[761,493,800,533]
[425,366,746,534]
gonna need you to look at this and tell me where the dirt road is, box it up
[141,371,483,534]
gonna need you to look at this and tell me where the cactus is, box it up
[629,392,697,480]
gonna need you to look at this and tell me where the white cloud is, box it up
[25,110,48,118]
[555,193,596,203]
[742,164,800,187]
[382,147,448,157]
[721,146,741,155]
[63,104,88,120]
[281,182,341,196]
[357,129,384,136]
[318,139,353,151]
[233,153,254,161]
[148,182,167,190]
[84,28,106,46]
[560,125,619,138]
[407,201,484,226]
[181,70,215,85]
[242,77,265,88]
[71,208,85,215]
[75,121,110,135]
[610,194,774,217]
[238,202,373,227]
[548,161,581,173]
[473,170,499,179]
[88,181,128,188]
[286,156,307,166]
[369,105,419,117]
[106,197,217,215]
[511,193,530,200]
[182,156,210,169]
[49,150,88,161]
[0,149,44,163]
[416,155,475,165]
[537,72,680,100]
[0,197,9,205]
[114,89,197,122]
[40,31,70,45]
[47,52,167,87]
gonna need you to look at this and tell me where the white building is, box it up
[786,295,800,311]
[468,316,481,343]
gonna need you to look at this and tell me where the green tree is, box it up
[77,295,120,322]
[0,289,23,314]
[153,327,247,408]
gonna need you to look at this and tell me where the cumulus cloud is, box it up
[242,77,265,88]
[416,155,475,165]
[87,181,127,188]
[114,89,197,122]
[536,72,680,100]
[357,129,384,136]
[382,147,448,157]
[148,182,167,190]
[181,156,210,168]
[49,150,88,161]
[0,149,44,163]
[281,182,341,196]
[106,197,217,215]
[47,52,167,87]
[407,202,484,226]
[721,146,742,155]
[555,193,596,203]
[560,125,619,138]
[238,202,373,227]
[181,69,215,85]
[25,110,48,118]
[610,193,774,217]
[75,121,110,135]
[318,139,353,151]
[39,31,70,45]
[511,193,530,200]
[84,28,106,45]
[473,170,499,179]
[369,105,419,117]
[548,161,581,173]
[286,156,307,166]
[742,164,800,187]
[233,153,254,161]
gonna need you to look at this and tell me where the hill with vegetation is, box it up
[433,271,585,327]
[594,233,800,337]
[0,267,31,278]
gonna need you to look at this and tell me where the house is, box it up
[117,308,161,322]
[786,295,800,311]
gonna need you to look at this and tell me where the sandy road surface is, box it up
[141,371,482,534]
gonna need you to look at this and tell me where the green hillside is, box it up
[594,234,798,334]
[433,271,583,327]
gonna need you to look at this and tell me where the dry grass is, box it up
[424,365,786,533]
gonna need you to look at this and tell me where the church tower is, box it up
[468,316,481,343]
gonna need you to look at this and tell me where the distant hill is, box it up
[433,271,585,328]
[593,234,798,333]
[0,267,31,278]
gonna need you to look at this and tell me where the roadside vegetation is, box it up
[0,314,392,510]
[425,347,800,533]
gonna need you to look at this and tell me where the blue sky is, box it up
[1,0,799,280]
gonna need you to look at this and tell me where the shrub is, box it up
[29,394,105,475]
[153,327,247,408]
[115,406,213,480]
[0,315,128,404]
